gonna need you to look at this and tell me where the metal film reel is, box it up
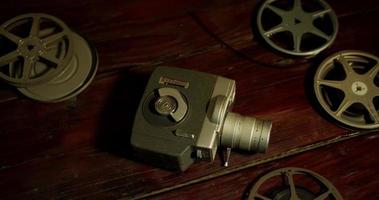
[0,14,98,102]
[257,0,338,56]
[0,13,74,87]
[313,51,379,130]
[18,33,98,102]
[248,167,343,200]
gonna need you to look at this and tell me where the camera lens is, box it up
[221,112,272,153]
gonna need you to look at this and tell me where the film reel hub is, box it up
[18,36,46,58]
[0,14,98,102]
[313,50,379,130]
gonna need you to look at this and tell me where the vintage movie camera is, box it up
[131,67,272,171]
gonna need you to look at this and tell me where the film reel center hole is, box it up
[27,44,35,51]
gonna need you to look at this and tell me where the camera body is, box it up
[131,67,271,171]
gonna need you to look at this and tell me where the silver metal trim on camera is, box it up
[194,76,272,165]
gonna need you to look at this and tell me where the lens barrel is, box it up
[221,112,272,153]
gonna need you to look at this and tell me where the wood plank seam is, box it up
[128,131,377,200]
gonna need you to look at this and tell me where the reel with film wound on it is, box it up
[313,50,379,130]
[247,167,343,200]
[0,13,98,102]
[256,0,338,57]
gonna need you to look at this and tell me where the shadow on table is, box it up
[95,69,150,159]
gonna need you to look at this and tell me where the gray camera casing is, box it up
[131,66,235,171]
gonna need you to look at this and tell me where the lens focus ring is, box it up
[221,112,272,153]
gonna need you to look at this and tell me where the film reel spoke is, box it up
[317,79,344,91]
[313,190,331,200]
[22,58,34,80]
[292,0,302,10]
[310,27,331,41]
[0,28,22,44]
[284,171,300,200]
[266,4,287,16]
[337,56,354,76]
[43,31,67,45]
[292,32,303,52]
[40,54,61,66]
[312,8,332,19]
[335,98,354,116]
[374,87,379,97]
[46,44,60,51]
[265,24,285,37]
[255,194,272,200]
[30,16,40,36]
[0,50,19,66]
[367,63,379,78]
[364,100,379,123]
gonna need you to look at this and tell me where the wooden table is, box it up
[0,0,378,199]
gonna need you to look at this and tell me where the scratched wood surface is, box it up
[0,0,378,199]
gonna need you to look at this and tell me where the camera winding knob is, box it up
[155,87,188,122]
[154,96,177,116]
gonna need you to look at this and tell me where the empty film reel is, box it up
[0,13,98,102]
[248,167,343,200]
[313,50,379,130]
[256,0,338,56]
[0,13,74,87]
[18,32,98,102]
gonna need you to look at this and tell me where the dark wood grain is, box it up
[0,0,378,199]
[151,133,379,200]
